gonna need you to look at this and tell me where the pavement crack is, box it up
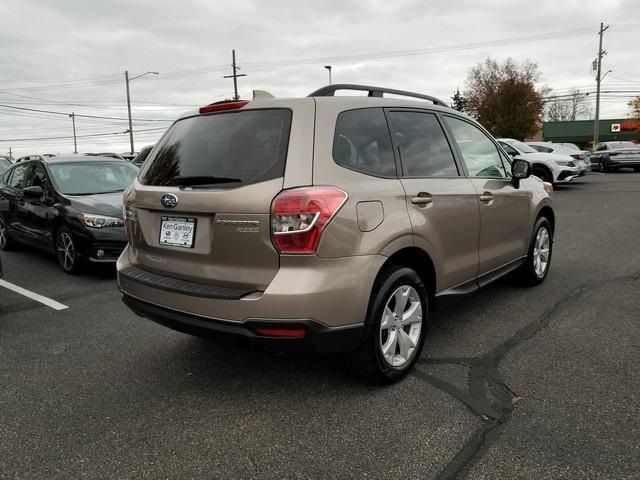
[413,269,640,479]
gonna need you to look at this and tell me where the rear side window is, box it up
[333,108,396,177]
[141,109,292,188]
[387,111,458,177]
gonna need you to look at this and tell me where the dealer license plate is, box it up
[159,216,196,248]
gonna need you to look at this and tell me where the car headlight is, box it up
[78,213,124,228]
[554,160,575,167]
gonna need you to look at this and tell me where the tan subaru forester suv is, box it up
[118,84,554,383]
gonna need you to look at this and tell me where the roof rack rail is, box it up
[16,154,47,163]
[308,84,449,108]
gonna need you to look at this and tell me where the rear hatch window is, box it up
[141,109,292,188]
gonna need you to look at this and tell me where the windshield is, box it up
[49,161,138,195]
[505,139,537,154]
[141,109,291,188]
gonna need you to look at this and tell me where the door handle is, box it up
[479,192,493,203]
[411,193,433,206]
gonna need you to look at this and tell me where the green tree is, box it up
[451,88,467,112]
[464,58,549,140]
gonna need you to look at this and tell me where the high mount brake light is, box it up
[271,187,347,254]
[199,100,249,114]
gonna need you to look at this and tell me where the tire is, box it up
[347,266,428,383]
[55,226,83,274]
[532,166,553,184]
[599,157,608,172]
[633,167,640,173]
[0,217,15,251]
[515,217,553,286]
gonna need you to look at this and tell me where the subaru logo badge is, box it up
[160,193,178,209]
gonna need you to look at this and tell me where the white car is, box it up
[497,138,580,184]
[527,141,591,175]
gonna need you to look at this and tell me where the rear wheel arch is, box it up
[537,206,555,234]
[376,247,436,301]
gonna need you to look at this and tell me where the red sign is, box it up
[621,120,640,131]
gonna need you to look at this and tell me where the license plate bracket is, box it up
[159,216,197,248]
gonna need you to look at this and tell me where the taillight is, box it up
[271,187,347,254]
[570,154,585,160]
[199,100,249,114]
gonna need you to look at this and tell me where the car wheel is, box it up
[0,217,15,251]
[633,167,640,172]
[56,226,83,274]
[516,217,553,286]
[347,266,428,383]
[532,167,552,184]
[598,157,609,172]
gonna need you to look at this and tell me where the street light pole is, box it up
[125,70,159,154]
[324,65,332,85]
[69,112,77,153]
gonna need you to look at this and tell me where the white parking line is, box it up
[0,279,68,311]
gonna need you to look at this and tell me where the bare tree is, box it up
[545,89,592,121]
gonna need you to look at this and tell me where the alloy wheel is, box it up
[57,231,75,271]
[379,285,423,367]
[533,226,550,278]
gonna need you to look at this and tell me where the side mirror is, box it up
[23,185,43,198]
[511,158,531,189]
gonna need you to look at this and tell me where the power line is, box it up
[0,127,166,142]
[0,27,601,94]
[0,104,172,122]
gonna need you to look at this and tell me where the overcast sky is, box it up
[1,0,638,158]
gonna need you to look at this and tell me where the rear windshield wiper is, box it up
[170,175,242,187]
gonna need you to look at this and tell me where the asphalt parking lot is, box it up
[1,172,639,480]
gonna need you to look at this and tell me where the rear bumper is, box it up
[117,248,385,334]
[122,293,363,354]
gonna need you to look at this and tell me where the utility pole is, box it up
[125,70,134,154]
[69,112,77,154]
[593,22,609,147]
[224,49,247,100]
[8,147,12,161]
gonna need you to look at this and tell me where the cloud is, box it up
[0,0,637,157]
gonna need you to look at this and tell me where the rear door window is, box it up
[333,108,396,177]
[387,111,458,177]
[141,109,292,188]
